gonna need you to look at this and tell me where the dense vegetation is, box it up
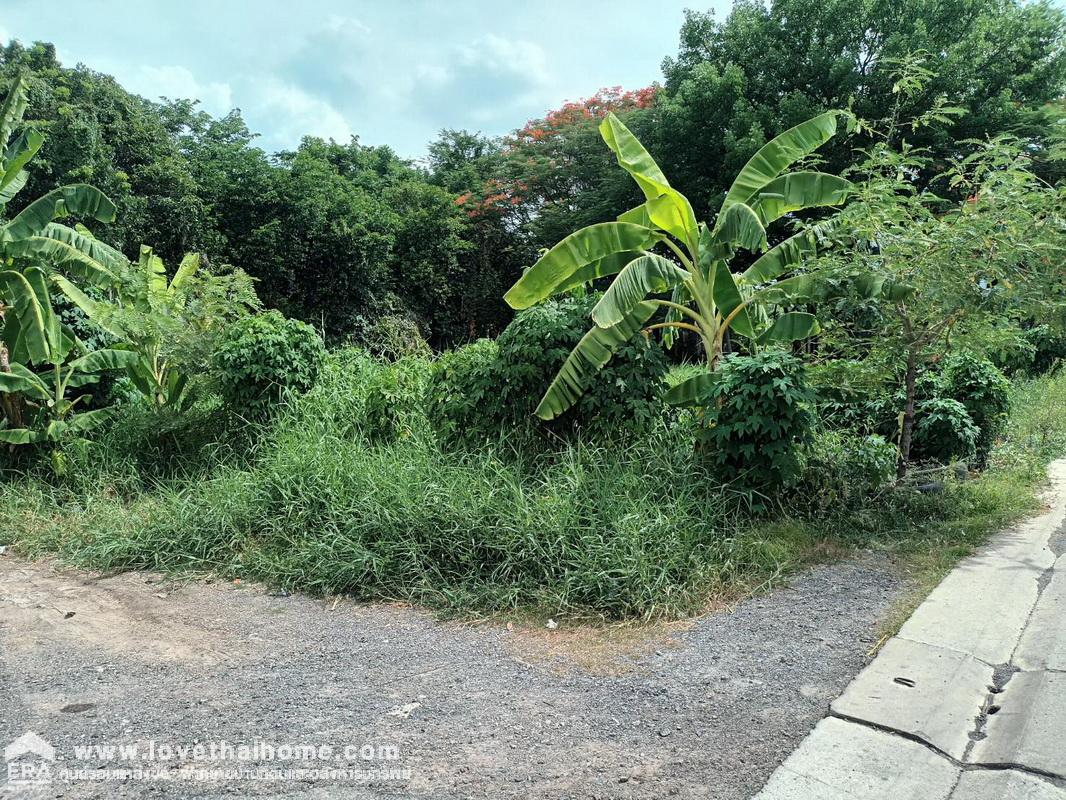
[1,0,1065,619]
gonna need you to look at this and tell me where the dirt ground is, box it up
[0,551,904,799]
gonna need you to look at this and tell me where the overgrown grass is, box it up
[2,359,1065,621]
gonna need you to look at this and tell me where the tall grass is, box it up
[3,359,1065,620]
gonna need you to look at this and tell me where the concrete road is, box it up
[754,459,1066,799]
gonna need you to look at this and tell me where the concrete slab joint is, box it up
[753,458,1066,799]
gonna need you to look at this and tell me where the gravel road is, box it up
[0,552,904,799]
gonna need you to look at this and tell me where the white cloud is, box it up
[0,26,10,44]
[125,64,233,116]
[243,78,353,150]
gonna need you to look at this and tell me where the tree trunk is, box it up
[897,346,918,478]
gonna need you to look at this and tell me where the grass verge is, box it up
[2,368,1064,621]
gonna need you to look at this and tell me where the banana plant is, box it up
[0,75,119,278]
[0,267,139,468]
[51,242,205,408]
[504,111,853,420]
[0,75,122,428]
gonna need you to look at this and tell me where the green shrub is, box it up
[363,313,432,361]
[213,311,326,416]
[1030,325,1066,375]
[697,350,814,496]
[912,398,979,463]
[426,339,500,445]
[798,430,898,513]
[488,295,668,441]
[362,355,432,442]
[941,352,1011,465]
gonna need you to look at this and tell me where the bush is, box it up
[442,295,668,443]
[1030,325,1066,376]
[798,431,898,513]
[940,352,1011,465]
[425,339,500,445]
[363,313,432,362]
[362,355,432,442]
[213,311,326,416]
[697,350,814,496]
[912,397,979,463]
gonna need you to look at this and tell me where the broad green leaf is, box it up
[41,223,128,276]
[617,204,653,227]
[0,370,41,395]
[758,274,823,305]
[714,202,767,252]
[712,261,755,338]
[721,112,840,212]
[748,172,852,225]
[664,371,722,407]
[67,348,142,374]
[5,236,121,286]
[599,112,671,199]
[592,254,690,328]
[600,113,698,245]
[0,75,29,150]
[535,301,659,420]
[504,222,660,309]
[50,274,98,317]
[4,363,50,401]
[0,427,45,444]
[647,189,699,246]
[139,244,167,298]
[552,251,641,295]
[1,184,117,242]
[757,312,821,344]
[0,169,28,205]
[23,266,63,358]
[64,407,115,434]
[0,268,52,364]
[741,229,819,285]
[169,252,201,294]
[1,128,43,194]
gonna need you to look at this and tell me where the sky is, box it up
[0,0,730,159]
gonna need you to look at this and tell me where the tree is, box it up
[0,43,223,264]
[504,110,853,420]
[655,0,1066,211]
[817,138,1065,475]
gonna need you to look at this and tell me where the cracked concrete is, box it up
[753,459,1066,799]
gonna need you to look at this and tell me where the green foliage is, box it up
[1031,325,1066,375]
[361,354,431,443]
[697,351,814,495]
[912,398,980,463]
[941,352,1011,464]
[427,296,668,444]
[504,109,848,422]
[991,371,1066,474]
[798,431,898,513]
[657,0,1066,215]
[53,243,260,409]
[212,311,325,416]
[0,266,138,467]
[425,338,500,445]
[360,313,432,361]
[493,295,668,440]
